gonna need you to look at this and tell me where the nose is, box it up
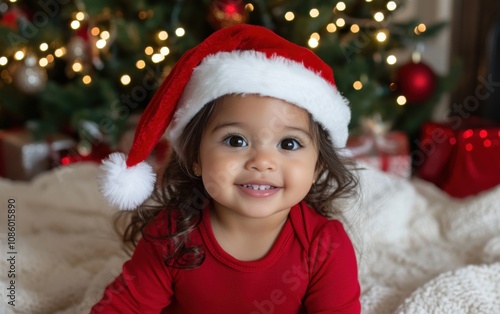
[245,148,277,172]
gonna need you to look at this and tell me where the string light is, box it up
[336,2,346,11]
[46,54,54,63]
[39,58,48,67]
[55,48,66,58]
[160,47,170,55]
[310,33,320,40]
[387,1,397,11]
[72,62,83,72]
[376,31,387,42]
[136,60,146,69]
[284,12,295,21]
[326,23,337,33]
[82,75,92,84]
[307,37,319,48]
[14,51,25,60]
[120,75,131,85]
[386,55,397,65]
[175,27,185,37]
[397,96,407,105]
[70,20,81,30]
[353,81,363,90]
[144,46,154,55]
[152,53,164,63]
[336,18,346,27]
[100,31,110,40]
[39,43,49,51]
[309,8,319,18]
[245,3,254,11]
[75,12,86,21]
[350,24,360,33]
[96,39,106,49]
[158,31,168,40]
[0,56,7,66]
[365,0,372,2]
[91,27,100,36]
[374,12,384,22]
[415,23,427,35]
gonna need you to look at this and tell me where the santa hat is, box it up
[99,24,350,210]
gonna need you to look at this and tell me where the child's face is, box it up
[195,94,319,219]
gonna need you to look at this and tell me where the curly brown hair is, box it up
[115,95,359,269]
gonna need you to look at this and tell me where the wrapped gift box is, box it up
[417,117,500,198]
[346,131,411,178]
[415,117,500,198]
[0,130,75,180]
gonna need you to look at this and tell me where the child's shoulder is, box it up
[293,201,344,229]
[291,202,349,249]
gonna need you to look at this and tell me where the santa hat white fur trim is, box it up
[98,152,156,210]
[165,50,350,152]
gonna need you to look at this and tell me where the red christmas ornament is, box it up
[207,0,248,30]
[395,60,437,103]
[0,7,27,30]
[75,22,90,41]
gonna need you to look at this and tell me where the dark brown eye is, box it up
[223,135,248,147]
[279,138,301,150]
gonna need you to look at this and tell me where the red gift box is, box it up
[346,131,411,178]
[416,117,500,198]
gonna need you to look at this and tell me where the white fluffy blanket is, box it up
[0,163,499,314]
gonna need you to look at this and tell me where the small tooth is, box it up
[242,184,274,190]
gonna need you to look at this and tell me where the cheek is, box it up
[199,152,242,187]
[200,155,242,200]
[201,151,241,173]
[284,156,317,182]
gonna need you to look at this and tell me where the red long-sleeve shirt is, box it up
[91,202,360,313]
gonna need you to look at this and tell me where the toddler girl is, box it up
[93,24,360,313]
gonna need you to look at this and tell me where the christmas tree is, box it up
[0,0,458,148]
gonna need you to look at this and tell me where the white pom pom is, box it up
[98,152,156,210]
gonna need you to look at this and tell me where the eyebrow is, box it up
[283,126,312,139]
[211,122,243,133]
[212,122,312,139]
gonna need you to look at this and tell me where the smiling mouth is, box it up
[240,184,276,190]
